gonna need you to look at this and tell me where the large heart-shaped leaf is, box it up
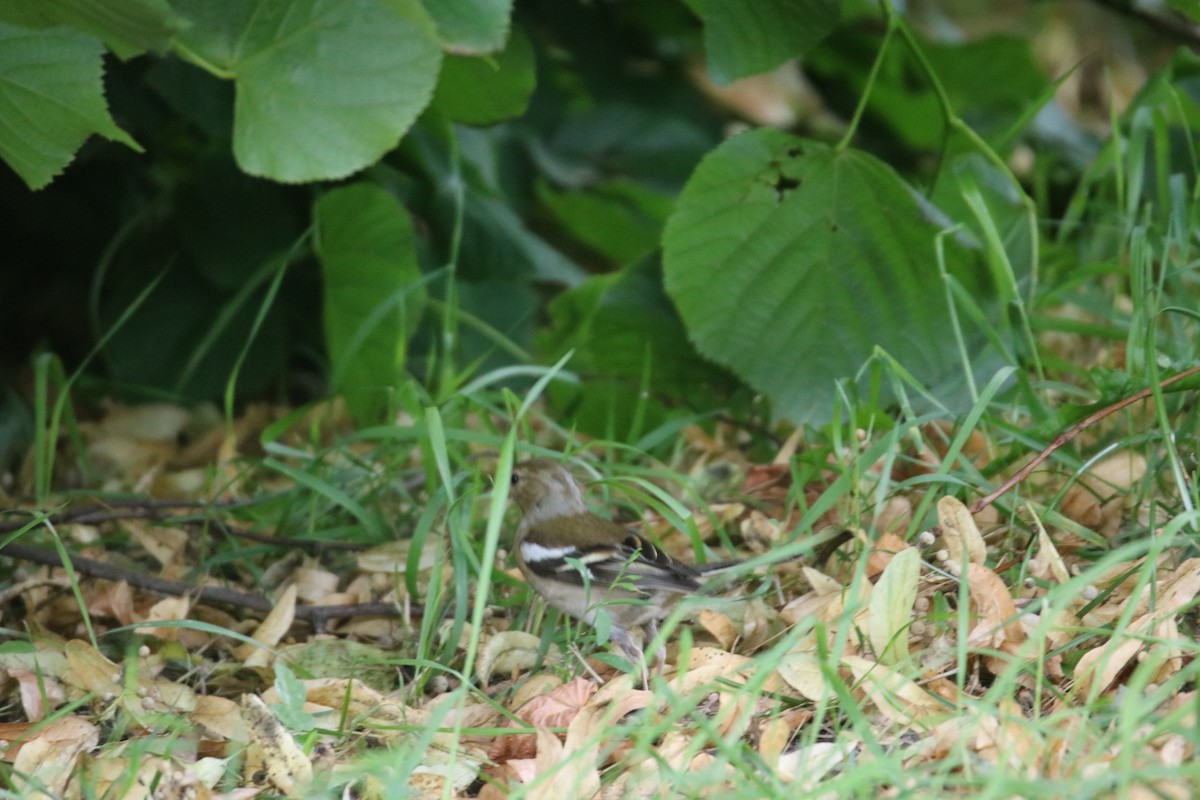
[0,22,139,189]
[663,128,997,422]
[173,0,441,183]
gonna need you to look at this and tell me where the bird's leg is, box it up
[644,619,667,677]
[610,627,650,689]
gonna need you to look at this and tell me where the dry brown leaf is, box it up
[697,609,737,650]
[491,677,597,762]
[523,677,595,729]
[88,579,137,625]
[1061,452,1146,538]
[938,496,987,567]
[137,596,190,640]
[875,495,913,536]
[240,693,312,797]
[304,677,418,731]
[1028,513,1071,585]
[193,694,247,741]
[776,740,857,788]
[292,564,339,603]
[8,668,64,722]
[126,520,190,574]
[237,585,297,667]
[973,697,1044,778]
[965,563,1026,652]
[527,721,600,800]
[779,568,845,626]
[865,531,909,578]
[63,639,123,698]
[757,716,790,767]
[10,715,99,800]
[509,673,564,711]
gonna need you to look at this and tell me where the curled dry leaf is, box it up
[937,496,987,567]
[478,630,553,687]
[965,563,1025,653]
[757,716,791,766]
[125,520,189,573]
[136,596,190,640]
[509,673,564,711]
[1027,514,1071,586]
[1060,452,1147,538]
[697,609,737,650]
[63,639,122,699]
[292,564,339,603]
[240,693,312,797]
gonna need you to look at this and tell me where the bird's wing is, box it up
[521,517,703,594]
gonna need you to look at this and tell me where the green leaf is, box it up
[271,663,318,732]
[539,256,734,436]
[662,129,994,423]
[806,32,1048,152]
[423,0,511,54]
[869,546,919,665]
[698,0,839,84]
[0,21,140,190]
[430,25,534,125]
[0,0,187,58]
[314,183,425,424]
[536,178,674,264]
[173,0,442,183]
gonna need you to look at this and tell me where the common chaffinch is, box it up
[507,457,753,685]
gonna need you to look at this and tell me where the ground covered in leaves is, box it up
[0,400,1197,798]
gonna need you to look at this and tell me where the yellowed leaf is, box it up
[776,652,828,702]
[843,655,943,727]
[527,720,600,800]
[478,630,553,686]
[8,669,64,722]
[1028,512,1071,585]
[869,544,919,664]
[697,609,737,650]
[293,564,339,603]
[62,639,122,698]
[238,585,297,667]
[11,715,99,800]
[240,693,312,797]
[965,563,1025,652]
[865,531,909,578]
[938,496,987,566]
[136,596,190,640]
[192,694,246,741]
[509,673,564,711]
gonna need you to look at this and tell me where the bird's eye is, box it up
[510,472,522,486]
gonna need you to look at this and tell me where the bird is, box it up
[506,456,761,685]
